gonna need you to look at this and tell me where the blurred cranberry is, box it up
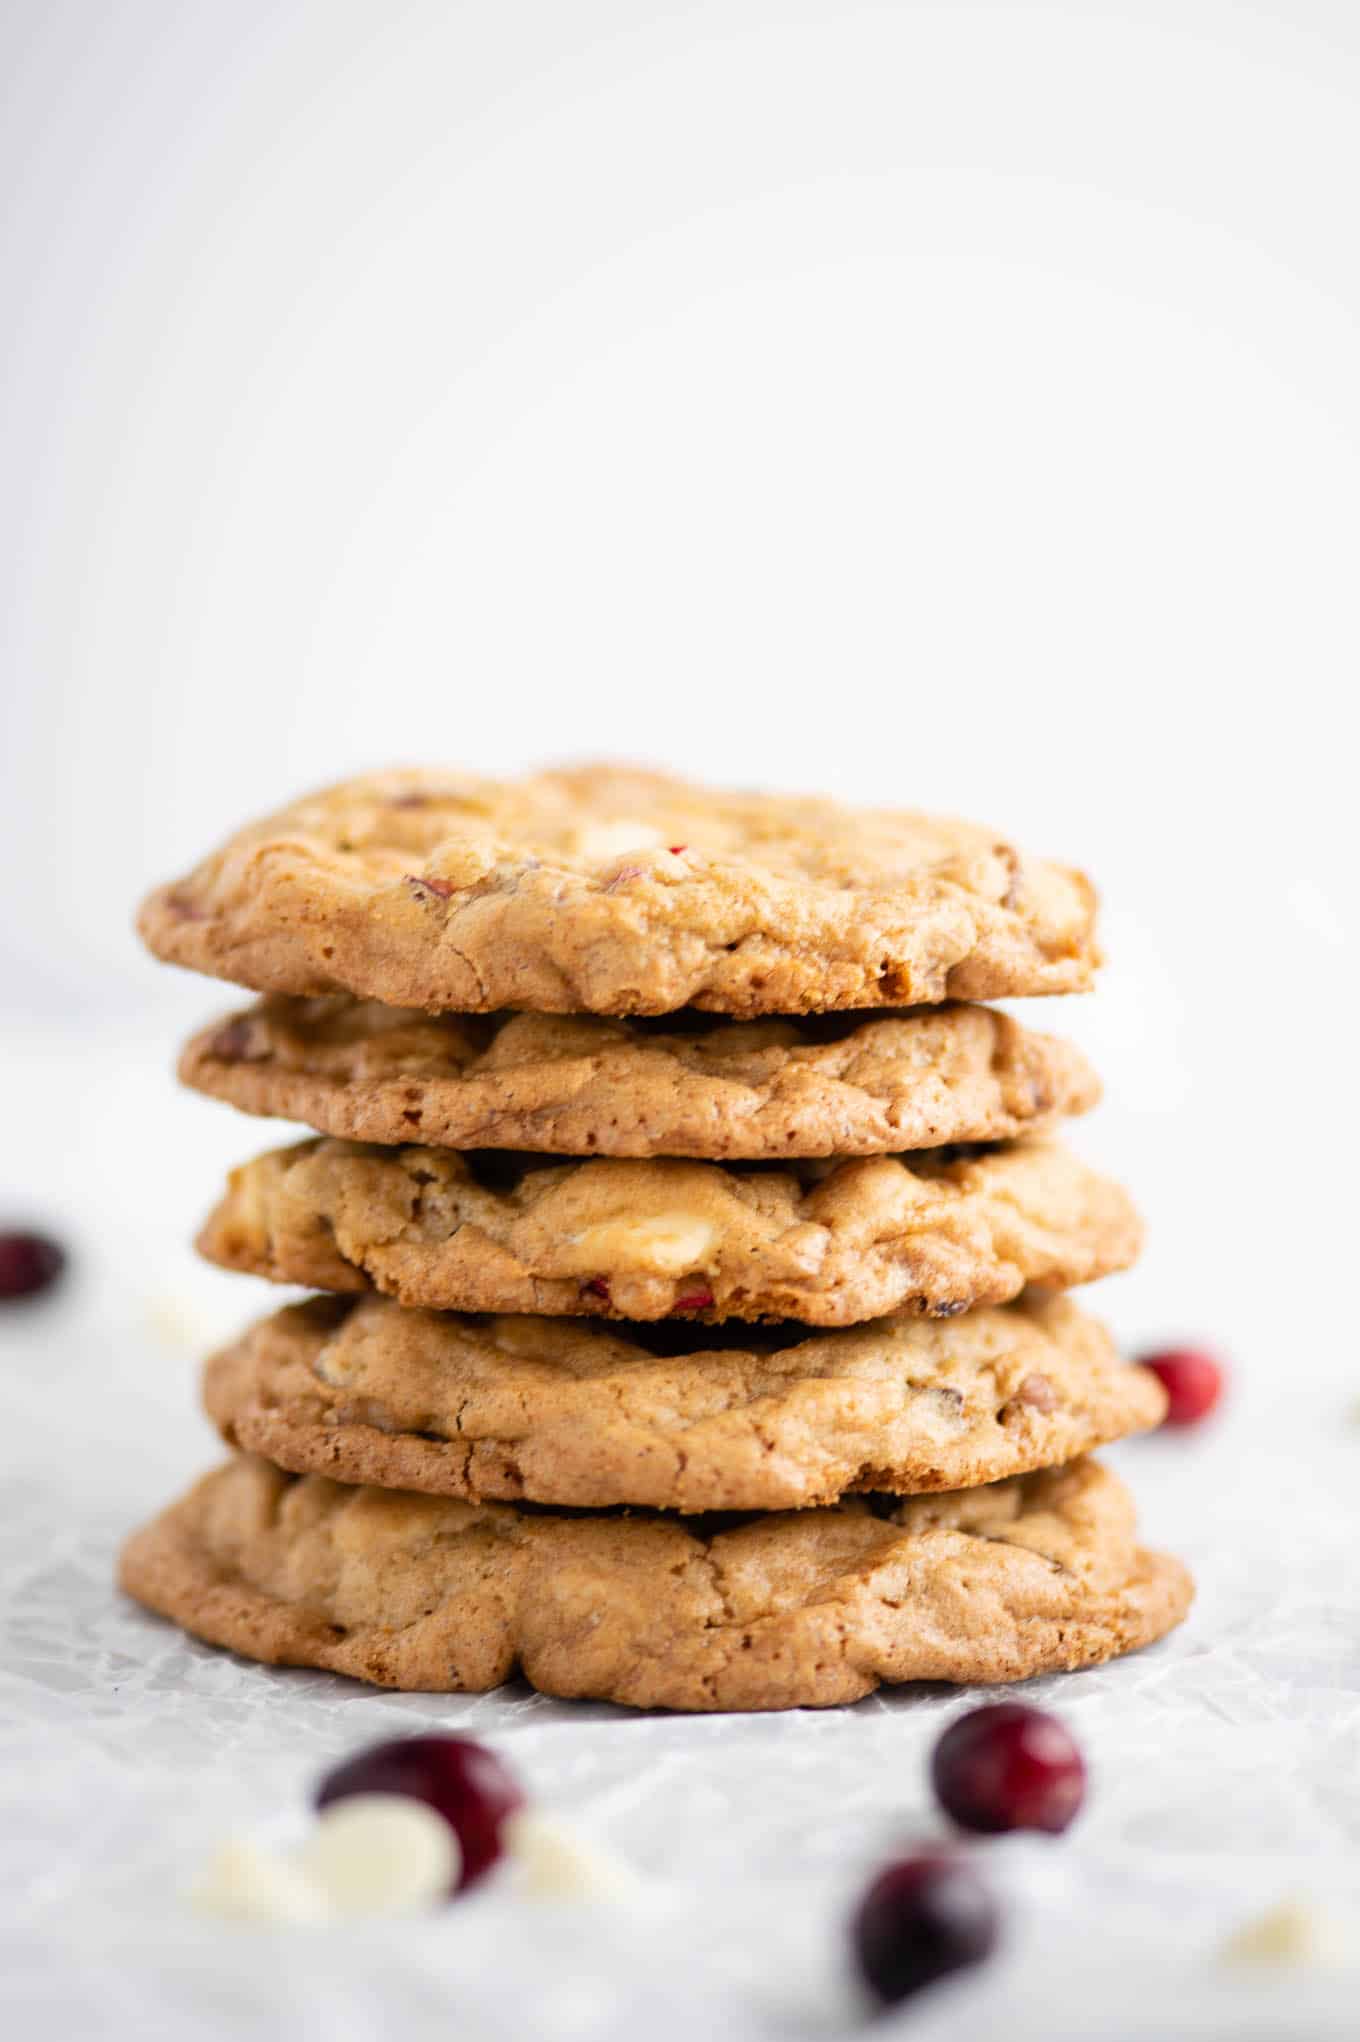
[1139,1346,1225,1426]
[932,1702,1086,1835]
[852,1851,999,2006]
[0,1230,66,1301]
[672,1288,715,1312]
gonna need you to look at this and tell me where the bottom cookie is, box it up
[119,1455,1191,1711]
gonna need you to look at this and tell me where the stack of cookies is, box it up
[122,766,1191,1711]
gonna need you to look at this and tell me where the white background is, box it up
[2,3,1359,2037]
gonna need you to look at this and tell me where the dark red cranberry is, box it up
[931,1702,1086,1835]
[0,1231,66,1301]
[315,1735,524,1891]
[852,1852,999,2006]
[1139,1346,1225,1427]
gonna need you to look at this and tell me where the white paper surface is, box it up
[3,1028,1358,2041]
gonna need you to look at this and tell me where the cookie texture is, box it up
[181,996,1101,1159]
[198,1136,1141,1324]
[119,1453,1190,1710]
[137,766,1100,1015]
[203,1293,1166,1511]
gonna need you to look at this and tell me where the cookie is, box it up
[203,1292,1167,1511]
[197,1136,1141,1324]
[181,996,1101,1159]
[119,1454,1191,1710]
[137,765,1100,1015]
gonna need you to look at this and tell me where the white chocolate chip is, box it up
[225,1160,272,1250]
[192,1839,331,1925]
[504,1810,643,1904]
[313,1337,361,1387]
[1221,1900,1347,1966]
[567,1213,718,1277]
[572,821,664,866]
[295,1794,460,1917]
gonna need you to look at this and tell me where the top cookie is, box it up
[137,765,1100,1015]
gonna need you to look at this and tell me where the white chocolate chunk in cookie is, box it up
[313,1331,363,1387]
[563,1212,719,1277]
[571,820,665,866]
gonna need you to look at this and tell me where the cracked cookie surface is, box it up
[119,1454,1191,1710]
[198,1136,1141,1324]
[203,1292,1166,1511]
[181,996,1100,1159]
[137,765,1100,1015]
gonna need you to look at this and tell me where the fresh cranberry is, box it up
[1139,1346,1225,1427]
[931,1702,1086,1835]
[315,1735,524,1891]
[0,1230,66,1301]
[852,1852,999,2006]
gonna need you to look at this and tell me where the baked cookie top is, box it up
[181,996,1101,1159]
[204,1292,1166,1512]
[198,1136,1141,1325]
[119,1453,1191,1710]
[137,766,1100,1015]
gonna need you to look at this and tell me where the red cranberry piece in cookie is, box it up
[852,1851,999,2006]
[1139,1346,1225,1426]
[316,1735,524,1891]
[0,1230,66,1301]
[672,1287,715,1313]
[931,1702,1086,1836]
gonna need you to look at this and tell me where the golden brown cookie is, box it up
[137,765,1100,1015]
[119,1454,1191,1710]
[197,1136,1142,1324]
[181,996,1101,1159]
[203,1292,1167,1511]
